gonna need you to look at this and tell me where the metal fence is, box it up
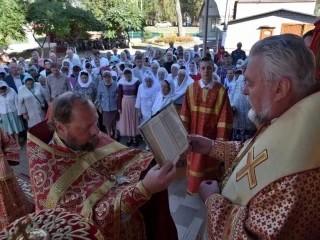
[128,31,199,39]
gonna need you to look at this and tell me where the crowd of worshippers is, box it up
[0,41,249,150]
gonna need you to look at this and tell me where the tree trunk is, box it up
[175,0,185,37]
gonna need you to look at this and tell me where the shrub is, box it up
[154,34,194,43]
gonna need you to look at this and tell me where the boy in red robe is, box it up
[180,57,233,195]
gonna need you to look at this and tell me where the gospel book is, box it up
[138,103,189,166]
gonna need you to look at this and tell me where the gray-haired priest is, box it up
[189,34,320,239]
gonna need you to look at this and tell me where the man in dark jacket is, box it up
[231,42,247,66]
[3,62,24,93]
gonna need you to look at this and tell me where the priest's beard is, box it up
[247,94,272,126]
[63,133,99,152]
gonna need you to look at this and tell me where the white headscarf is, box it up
[152,79,176,115]
[141,70,160,97]
[169,63,180,81]
[78,70,93,88]
[175,69,194,96]
[0,80,9,95]
[157,67,169,82]
[117,68,140,86]
[62,59,73,77]
[188,60,198,75]
[183,51,191,66]
[161,79,176,99]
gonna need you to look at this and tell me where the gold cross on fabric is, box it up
[236,147,268,189]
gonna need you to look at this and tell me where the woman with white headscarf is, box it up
[174,69,194,110]
[62,59,73,77]
[157,67,169,83]
[175,69,194,97]
[74,71,97,103]
[18,74,46,128]
[188,60,201,81]
[183,51,191,71]
[135,71,160,124]
[150,61,160,81]
[0,81,24,149]
[152,79,176,115]
[117,68,141,147]
[168,63,179,82]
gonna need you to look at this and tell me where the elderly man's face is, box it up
[166,53,173,62]
[58,101,100,151]
[151,64,158,74]
[243,56,274,125]
[9,64,18,75]
[66,50,73,58]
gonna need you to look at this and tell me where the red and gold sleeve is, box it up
[0,128,20,163]
[209,141,243,169]
[120,181,152,215]
[180,87,191,132]
[216,91,233,141]
[205,194,248,240]
[205,168,320,239]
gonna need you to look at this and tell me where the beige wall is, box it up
[236,2,316,19]
[224,15,311,52]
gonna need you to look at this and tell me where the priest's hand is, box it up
[199,180,220,203]
[142,161,176,195]
[188,134,214,155]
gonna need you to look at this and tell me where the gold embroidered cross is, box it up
[236,147,268,189]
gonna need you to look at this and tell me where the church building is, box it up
[198,0,317,52]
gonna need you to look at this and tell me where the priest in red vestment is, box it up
[189,34,320,239]
[27,92,178,240]
[180,57,233,195]
[0,128,33,229]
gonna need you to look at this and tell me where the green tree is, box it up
[180,0,203,25]
[103,3,146,40]
[0,0,26,47]
[26,0,103,56]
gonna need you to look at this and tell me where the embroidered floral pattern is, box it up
[205,168,320,239]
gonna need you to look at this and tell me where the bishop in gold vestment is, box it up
[191,34,320,239]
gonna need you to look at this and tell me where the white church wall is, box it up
[236,2,316,19]
[224,15,310,52]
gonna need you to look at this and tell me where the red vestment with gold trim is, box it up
[27,121,177,240]
[0,128,33,229]
[180,81,233,194]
